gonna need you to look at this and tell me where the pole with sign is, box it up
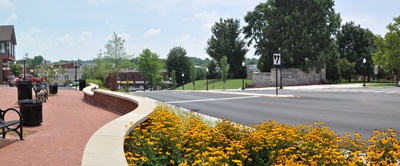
[273,53,281,95]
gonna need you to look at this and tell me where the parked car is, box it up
[12,74,38,86]
[129,86,137,92]
[398,80,400,87]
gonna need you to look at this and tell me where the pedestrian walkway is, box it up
[0,85,121,166]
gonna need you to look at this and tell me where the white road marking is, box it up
[166,96,261,104]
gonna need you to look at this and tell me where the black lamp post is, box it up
[74,61,78,90]
[206,68,209,91]
[169,77,171,90]
[363,58,366,87]
[23,53,27,79]
[242,61,245,90]
[182,73,185,90]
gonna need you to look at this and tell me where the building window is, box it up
[54,76,58,80]
[0,42,5,54]
[139,75,143,79]
[64,75,69,80]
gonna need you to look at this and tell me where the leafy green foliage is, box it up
[103,32,133,72]
[86,79,103,88]
[165,46,192,85]
[206,18,248,78]
[207,60,219,79]
[338,58,356,82]
[373,16,400,78]
[138,49,163,89]
[337,22,376,81]
[220,56,230,90]
[190,65,196,90]
[171,70,176,88]
[243,0,340,72]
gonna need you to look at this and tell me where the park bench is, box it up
[32,83,48,102]
[0,108,24,140]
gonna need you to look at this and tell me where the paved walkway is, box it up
[0,85,121,166]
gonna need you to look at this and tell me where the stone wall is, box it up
[252,68,326,87]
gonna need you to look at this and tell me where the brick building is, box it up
[0,25,17,84]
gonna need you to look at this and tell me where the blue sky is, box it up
[1,0,399,62]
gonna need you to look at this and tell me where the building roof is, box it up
[0,25,17,45]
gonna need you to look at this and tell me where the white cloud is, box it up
[106,33,131,40]
[0,0,14,9]
[201,23,214,31]
[5,13,17,24]
[81,31,92,37]
[143,28,161,38]
[192,11,220,21]
[58,34,74,43]
[341,14,377,25]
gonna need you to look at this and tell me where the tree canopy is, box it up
[373,16,400,77]
[337,22,376,81]
[165,46,192,85]
[243,0,340,73]
[206,18,248,78]
[137,49,163,89]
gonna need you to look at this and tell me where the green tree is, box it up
[338,58,356,82]
[243,0,340,72]
[207,60,219,79]
[171,70,176,89]
[138,49,163,90]
[103,32,133,73]
[190,65,197,90]
[337,22,376,81]
[373,16,400,79]
[93,49,108,83]
[206,18,248,78]
[220,56,230,90]
[165,46,191,85]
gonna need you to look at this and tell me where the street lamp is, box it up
[182,73,185,90]
[206,68,209,91]
[23,53,28,79]
[74,61,78,90]
[363,58,366,87]
[169,77,171,90]
[112,63,115,91]
[242,61,245,90]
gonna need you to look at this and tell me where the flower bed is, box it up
[124,106,400,166]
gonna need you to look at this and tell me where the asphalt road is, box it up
[135,86,400,139]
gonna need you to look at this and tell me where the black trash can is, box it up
[17,80,33,100]
[18,99,43,126]
[79,79,86,91]
[49,83,58,94]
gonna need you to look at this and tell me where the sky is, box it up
[1,0,399,62]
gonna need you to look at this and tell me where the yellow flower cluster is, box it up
[124,106,400,166]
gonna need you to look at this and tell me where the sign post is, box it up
[273,53,281,95]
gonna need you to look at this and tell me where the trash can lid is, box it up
[18,99,44,104]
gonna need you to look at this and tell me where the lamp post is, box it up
[169,77,171,90]
[74,61,78,90]
[242,62,245,90]
[112,63,115,91]
[182,73,185,90]
[206,68,209,91]
[23,53,28,79]
[363,58,366,87]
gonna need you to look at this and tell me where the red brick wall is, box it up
[84,90,138,115]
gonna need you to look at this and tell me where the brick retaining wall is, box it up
[84,88,138,115]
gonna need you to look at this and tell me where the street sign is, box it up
[273,53,281,65]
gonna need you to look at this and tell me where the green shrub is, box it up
[86,79,103,88]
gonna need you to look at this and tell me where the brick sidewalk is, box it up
[0,85,121,165]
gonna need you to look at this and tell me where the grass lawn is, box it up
[173,79,252,90]
[336,81,399,87]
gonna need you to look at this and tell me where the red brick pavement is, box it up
[0,85,121,166]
